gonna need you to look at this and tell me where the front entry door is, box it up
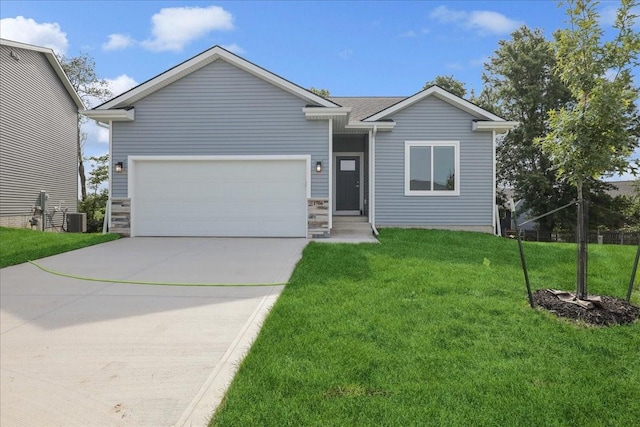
[336,156,360,212]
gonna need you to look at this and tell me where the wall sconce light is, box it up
[316,161,322,173]
[114,162,124,173]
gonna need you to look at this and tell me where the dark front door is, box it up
[336,156,360,211]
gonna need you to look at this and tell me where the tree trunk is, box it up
[576,182,588,300]
[77,124,87,201]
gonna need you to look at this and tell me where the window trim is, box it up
[404,141,460,196]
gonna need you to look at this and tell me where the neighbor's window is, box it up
[405,141,459,196]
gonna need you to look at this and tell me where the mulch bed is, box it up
[533,289,640,326]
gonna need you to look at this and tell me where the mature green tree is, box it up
[309,87,330,98]
[423,75,466,98]
[481,26,574,234]
[57,53,111,201]
[538,0,640,299]
[79,154,109,232]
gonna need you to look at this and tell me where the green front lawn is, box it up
[0,226,119,268]
[211,229,639,427]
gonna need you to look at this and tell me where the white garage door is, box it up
[130,157,308,237]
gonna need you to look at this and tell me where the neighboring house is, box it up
[83,46,516,238]
[0,39,84,230]
[500,188,537,232]
[501,180,639,233]
[608,180,638,198]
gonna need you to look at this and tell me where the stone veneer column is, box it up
[110,198,131,236]
[307,198,330,238]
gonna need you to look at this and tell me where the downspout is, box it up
[492,130,497,235]
[370,125,379,236]
[98,120,111,234]
[328,119,333,230]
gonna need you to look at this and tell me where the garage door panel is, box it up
[132,158,307,237]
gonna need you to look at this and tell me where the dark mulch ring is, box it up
[533,289,640,326]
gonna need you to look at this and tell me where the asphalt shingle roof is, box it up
[328,96,406,121]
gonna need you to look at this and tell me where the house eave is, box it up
[345,121,396,131]
[472,121,519,133]
[81,108,135,123]
[303,107,351,120]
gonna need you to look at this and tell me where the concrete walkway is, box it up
[0,237,307,426]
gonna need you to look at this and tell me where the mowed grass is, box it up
[0,226,119,268]
[211,229,639,427]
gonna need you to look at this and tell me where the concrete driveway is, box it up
[0,237,308,426]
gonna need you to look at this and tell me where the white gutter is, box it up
[345,121,395,131]
[370,125,379,236]
[472,121,519,133]
[102,120,113,234]
[81,108,135,124]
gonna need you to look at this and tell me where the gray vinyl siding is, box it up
[0,45,78,226]
[375,96,494,228]
[111,60,329,198]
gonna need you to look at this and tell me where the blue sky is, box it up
[1,1,637,178]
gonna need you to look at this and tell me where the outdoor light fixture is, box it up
[114,162,124,173]
[316,161,322,173]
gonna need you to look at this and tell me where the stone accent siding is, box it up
[110,198,131,236]
[0,214,33,229]
[308,198,330,238]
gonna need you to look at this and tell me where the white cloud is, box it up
[446,62,463,70]
[221,43,245,54]
[83,74,138,145]
[429,6,522,36]
[103,33,134,51]
[141,5,234,52]
[599,4,640,28]
[399,30,417,38]
[468,11,522,35]
[0,16,68,54]
[339,48,353,60]
[107,74,138,97]
[430,6,467,23]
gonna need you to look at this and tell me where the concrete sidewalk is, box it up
[1,237,307,426]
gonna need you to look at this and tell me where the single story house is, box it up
[0,38,84,230]
[83,46,516,238]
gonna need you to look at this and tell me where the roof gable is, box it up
[0,38,84,109]
[363,85,505,122]
[96,45,339,110]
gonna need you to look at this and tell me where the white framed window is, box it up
[405,141,460,196]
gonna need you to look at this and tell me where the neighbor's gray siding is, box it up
[111,60,329,198]
[0,44,78,227]
[375,96,494,229]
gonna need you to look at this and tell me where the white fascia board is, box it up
[81,108,135,123]
[98,46,339,110]
[472,121,519,133]
[1,38,85,109]
[303,107,351,120]
[364,86,506,122]
[345,121,395,131]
